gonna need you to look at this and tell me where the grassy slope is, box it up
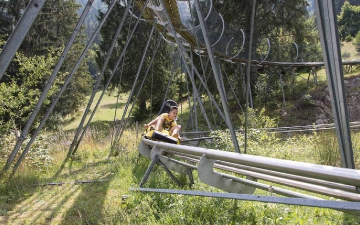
[342,41,360,60]
[62,91,130,131]
[1,44,360,224]
[274,41,360,127]
[1,92,359,224]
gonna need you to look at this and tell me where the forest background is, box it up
[2,0,360,136]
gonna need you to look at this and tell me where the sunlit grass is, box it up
[62,91,130,131]
[294,41,360,85]
[341,41,360,60]
[2,69,360,224]
[3,129,359,224]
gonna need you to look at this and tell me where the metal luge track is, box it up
[138,137,360,212]
[132,0,360,67]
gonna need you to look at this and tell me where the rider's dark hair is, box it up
[169,106,178,111]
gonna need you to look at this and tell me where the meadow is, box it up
[1,88,360,225]
[1,41,360,224]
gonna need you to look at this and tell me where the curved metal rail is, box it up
[131,0,360,67]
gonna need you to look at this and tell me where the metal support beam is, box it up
[187,167,194,187]
[0,0,46,81]
[314,0,355,169]
[68,0,132,156]
[190,49,199,131]
[111,17,157,152]
[132,188,360,212]
[245,0,257,154]
[140,154,159,187]
[140,150,181,187]
[198,154,256,194]
[5,0,118,172]
[156,156,182,187]
[7,0,95,173]
[194,0,240,153]
[159,0,213,131]
[142,142,196,186]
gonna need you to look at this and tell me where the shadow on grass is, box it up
[53,158,113,181]
[100,102,126,109]
[131,154,153,186]
[131,152,189,189]
[62,112,121,131]
[62,120,116,135]
[343,212,360,224]
[0,173,41,224]
[59,172,114,224]
[49,158,116,225]
[0,146,115,224]
[0,157,116,224]
[82,120,117,135]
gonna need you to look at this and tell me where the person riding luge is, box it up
[144,101,182,144]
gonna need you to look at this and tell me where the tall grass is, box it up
[2,127,360,224]
[313,131,342,167]
[312,130,360,168]
[1,92,360,224]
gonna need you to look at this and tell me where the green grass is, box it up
[295,41,360,86]
[1,129,360,224]
[342,41,360,60]
[2,40,360,225]
[62,91,130,131]
[2,68,360,224]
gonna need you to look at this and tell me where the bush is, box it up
[132,105,148,122]
[0,133,53,171]
[313,131,341,167]
[297,94,314,108]
[24,135,53,170]
[345,35,353,42]
[212,108,279,153]
[238,108,278,130]
[354,30,360,52]
[341,51,350,59]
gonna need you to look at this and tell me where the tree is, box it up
[354,30,360,52]
[334,0,360,15]
[338,1,360,40]
[96,0,177,121]
[0,49,63,134]
[212,0,321,110]
[0,0,93,133]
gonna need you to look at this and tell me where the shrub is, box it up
[313,131,341,167]
[212,108,279,153]
[0,133,53,171]
[297,94,314,108]
[24,135,53,170]
[238,108,278,130]
[345,35,353,42]
[354,30,360,52]
[131,105,148,122]
[341,51,350,59]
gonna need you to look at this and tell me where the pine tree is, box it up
[214,0,320,99]
[0,0,93,133]
[338,1,360,39]
[354,30,360,52]
[96,0,177,120]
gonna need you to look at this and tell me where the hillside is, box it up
[279,74,360,126]
[273,40,360,127]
